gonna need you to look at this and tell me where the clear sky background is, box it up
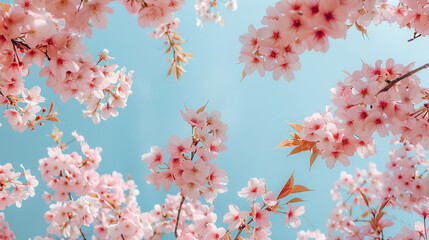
[2,0,429,239]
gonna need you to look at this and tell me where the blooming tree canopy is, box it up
[2,0,429,239]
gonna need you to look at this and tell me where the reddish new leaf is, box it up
[289,123,304,133]
[275,139,295,149]
[49,100,54,114]
[375,211,385,223]
[287,197,304,204]
[309,148,320,171]
[361,209,370,218]
[379,197,391,212]
[291,185,312,194]
[277,171,294,200]
[357,188,369,208]
[241,71,246,81]
[196,100,209,114]
[46,117,60,122]
[104,198,119,211]
[288,145,310,156]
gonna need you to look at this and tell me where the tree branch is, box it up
[79,227,87,240]
[378,63,429,95]
[174,196,185,238]
[408,32,422,42]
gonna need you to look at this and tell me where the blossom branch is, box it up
[408,32,422,42]
[378,63,429,94]
[79,227,88,240]
[174,196,186,238]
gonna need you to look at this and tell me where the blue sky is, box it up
[2,0,429,238]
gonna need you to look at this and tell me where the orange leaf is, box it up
[196,100,209,114]
[241,71,247,82]
[277,171,294,200]
[289,132,301,140]
[361,209,370,218]
[287,197,304,204]
[0,2,11,12]
[375,211,385,223]
[357,188,369,208]
[174,65,179,80]
[309,148,320,171]
[291,185,312,194]
[47,117,60,122]
[289,123,304,133]
[275,139,296,149]
[355,23,368,38]
[184,52,193,59]
[288,145,308,156]
[104,198,120,211]
[167,62,174,77]
[165,45,172,54]
[379,197,391,212]
[49,100,54,114]
[87,192,99,198]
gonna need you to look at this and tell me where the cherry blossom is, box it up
[0,163,38,210]
[279,59,429,169]
[240,0,429,81]
[195,0,237,27]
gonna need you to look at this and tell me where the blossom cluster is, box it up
[300,142,429,239]
[118,0,185,30]
[143,106,229,203]
[228,177,307,239]
[143,178,307,240]
[141,108,311,239]
[296,230,326,240]
[37,130,149,239]
[1,121,309,240]
[195,0,238,27]
[0,2,134,131]
[0,213,15,240]
[280,59,429,169]
[0,163,38,210]
[239,0,429,81]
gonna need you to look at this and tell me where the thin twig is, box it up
[79,227,87,240]
[234,218,253,240]
[378,63,429,94]
[174,196,186,238]
[302,214,316,230]
[408,32,422,42]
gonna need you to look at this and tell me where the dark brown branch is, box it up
[408,32,422,42]
[174,196,186,238]
[11,39,51,61]
[79,227,88,240]
[378,63,429,94]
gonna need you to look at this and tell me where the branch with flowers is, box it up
[0,0,238,131]
[0,107,310,239]
[239,0,429,82]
